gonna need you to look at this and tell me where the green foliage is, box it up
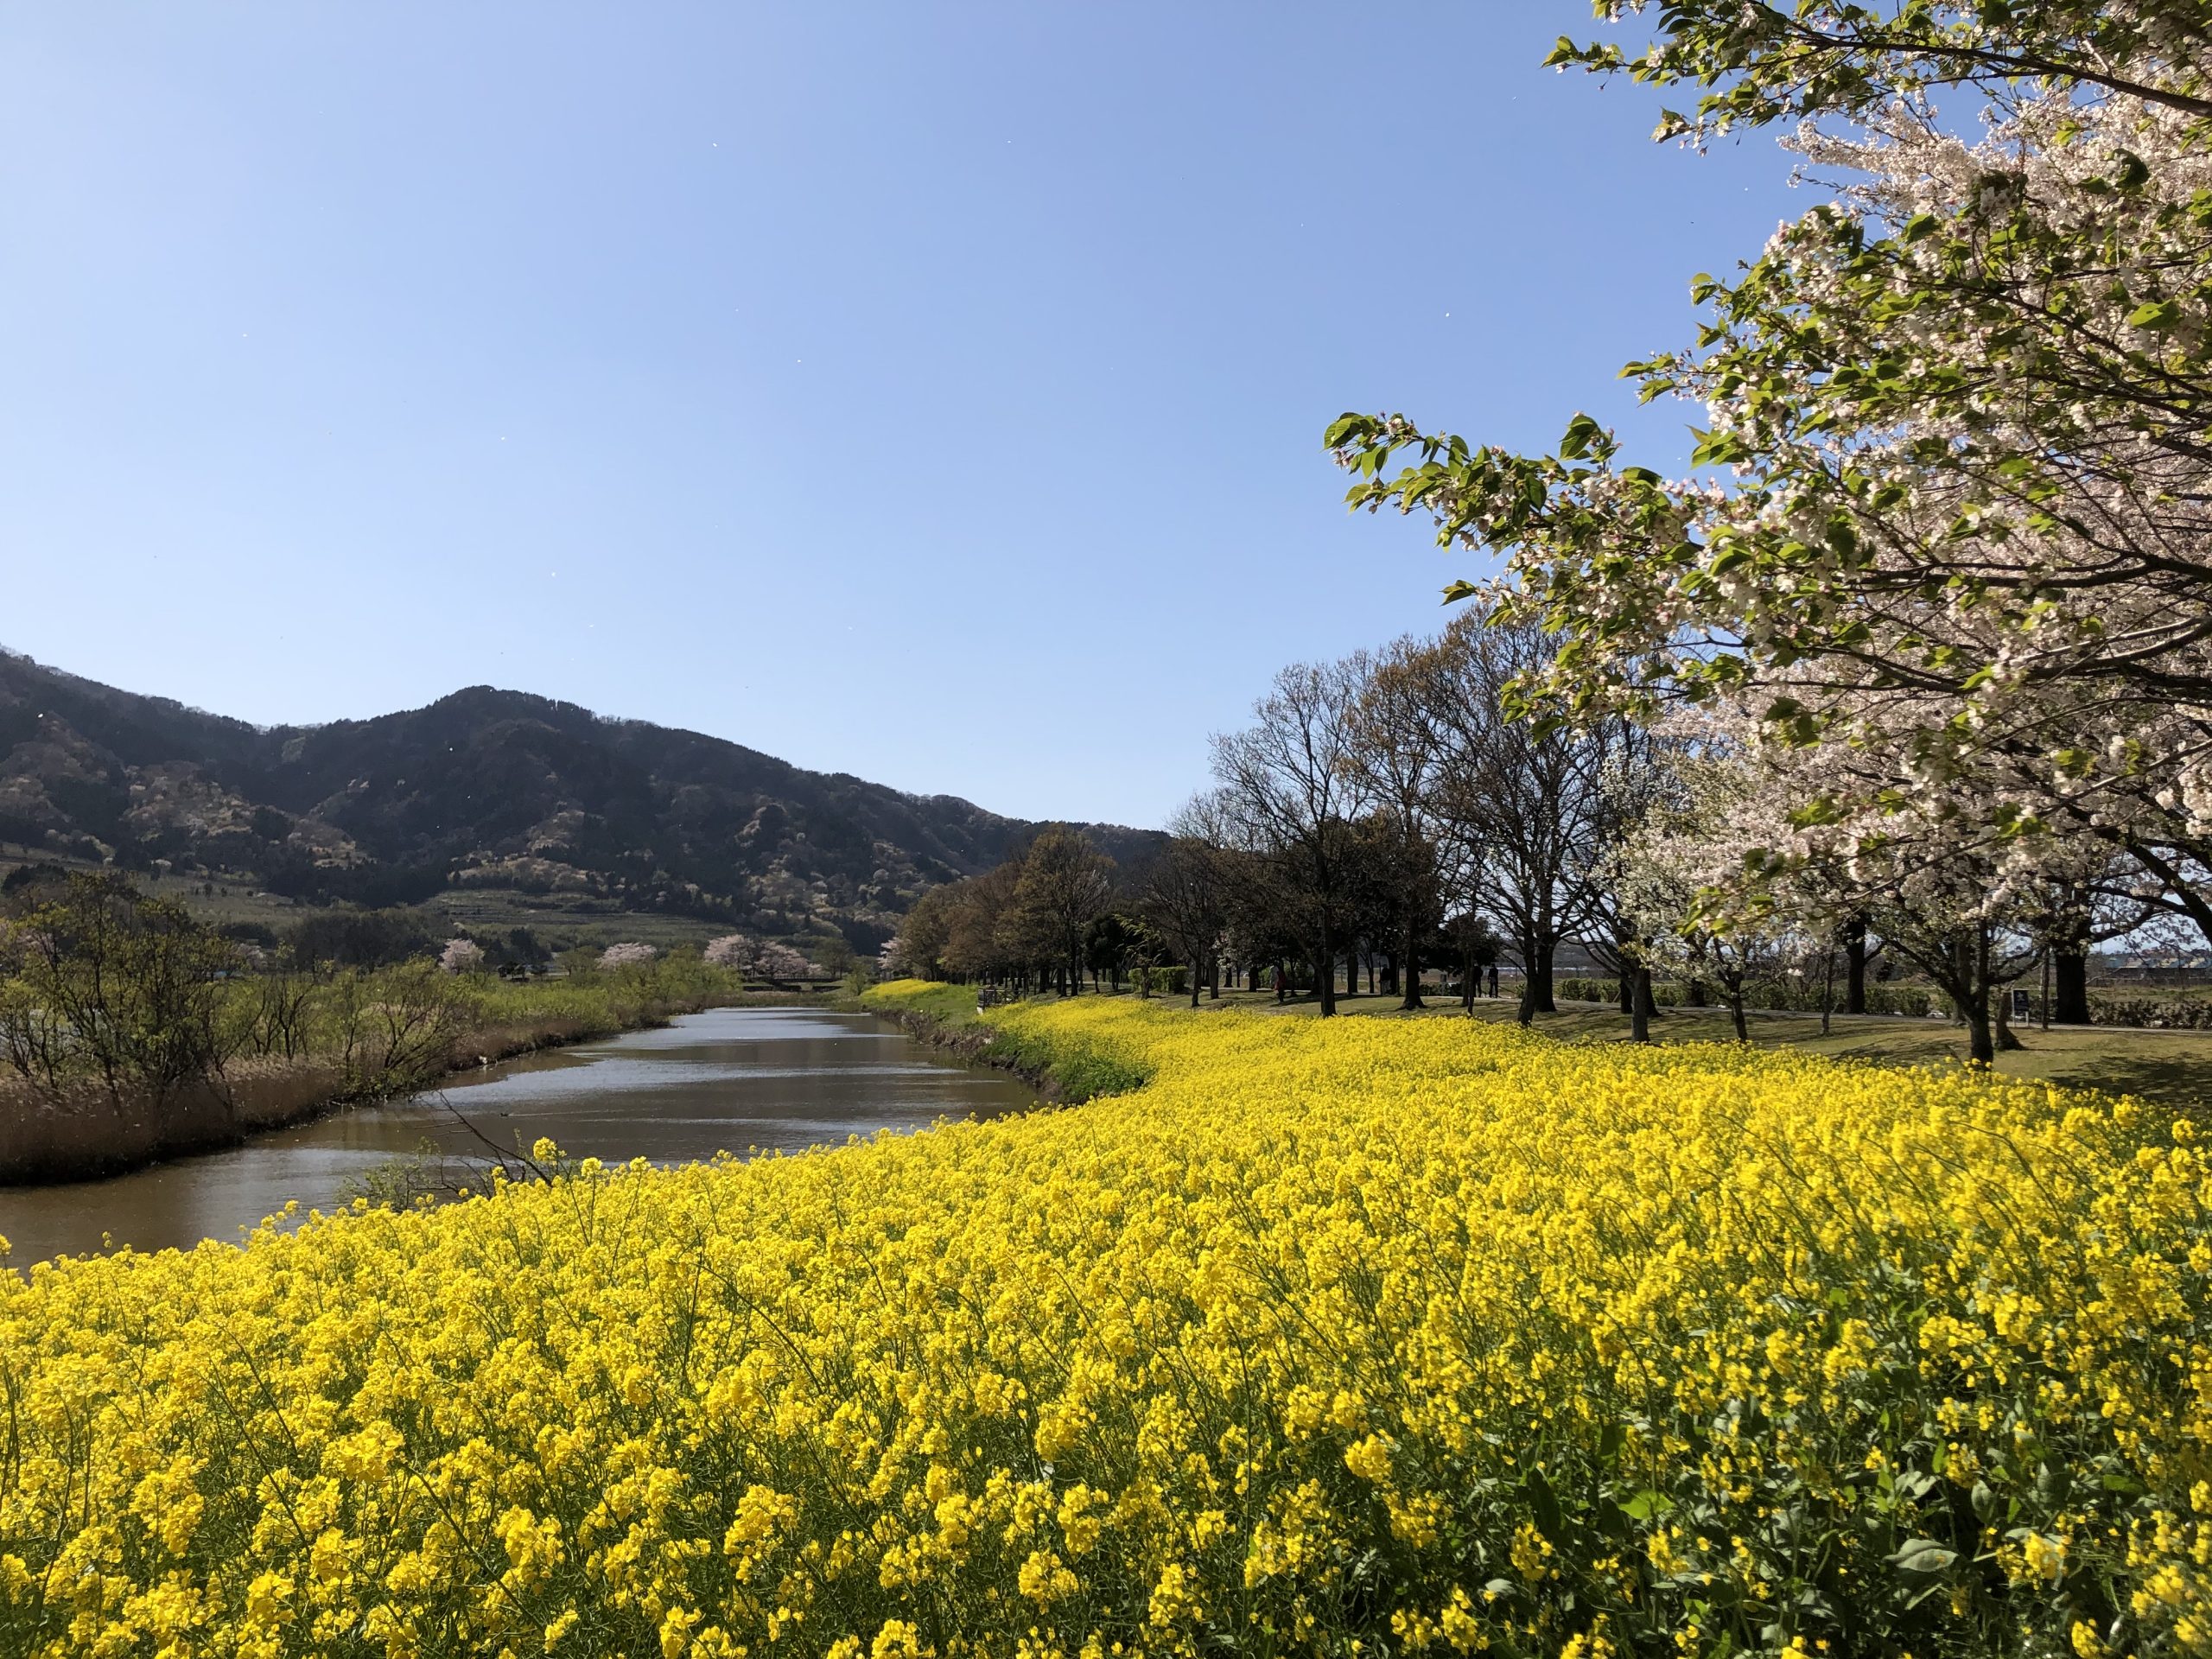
[861,980,1152,1103]
[0,873,239,1105]
[1,875,762,1130]
[1542,3,2212,141]
[1130,963,1189,997]
[282,907,440,969]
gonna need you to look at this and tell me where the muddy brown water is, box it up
[0,1007,1036,1268]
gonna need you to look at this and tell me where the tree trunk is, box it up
[1994,989,2025,1052]
[1618,966,1633,1015]
[1528,942,1557,1015]
[1402,917,1425,1011]
[1317,922,1337,1017]
[1843,914,1868,1015]
[2054,944,2090,1025]
[1630,963,1652,1044]
[1960,930,1997,1065]
[1516,935,1556,1025]
[1728,988,1749,1043]
[1962,994,1995,1065]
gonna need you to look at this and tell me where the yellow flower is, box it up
[1,983,2203,1658]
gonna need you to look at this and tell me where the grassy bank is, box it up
[0,961,805,1184]
[3,985,2207,1656]
[852,979,1150,1102]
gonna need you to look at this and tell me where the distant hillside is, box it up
[0,650,1160,948]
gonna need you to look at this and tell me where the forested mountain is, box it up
[0,649,1158,944]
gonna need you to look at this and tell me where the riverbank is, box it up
[1,1003,1033,1267]
[850,979,1148,1101]
[0,969,822,1185]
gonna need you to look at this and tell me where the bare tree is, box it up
[1211,660,1371,1016]
[1419,613,1617,1024]
[1349,638,1446,1010]
[1139,804,1232,1009]
[1007,826,1116,996]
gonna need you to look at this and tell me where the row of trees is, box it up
[883,791,1506,1014]
[892,603,2177,1062]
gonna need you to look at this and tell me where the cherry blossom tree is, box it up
[438,938,486,975]
[703,934,753,971]
[598,942,657,971]
[1328,5,2212,934]
[1633,704,2088,1062]
[1611,735,1804,1044]
[755,943,818,982]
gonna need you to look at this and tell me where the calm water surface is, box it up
[0,1007,1036,1268]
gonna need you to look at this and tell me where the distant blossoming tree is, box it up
[703,934,753,971]
[876,937,906,979]
[755,943,818,982]
[439,938,486,975]
[599,942,657,970]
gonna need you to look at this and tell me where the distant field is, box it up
[419,888,748,952]
[0,850,315,931]
[0,854,807,955]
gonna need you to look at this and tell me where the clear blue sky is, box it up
[1,4,1799,830]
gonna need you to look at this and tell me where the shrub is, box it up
[2086,992,2212,1030]
[1553,974,1945,1018]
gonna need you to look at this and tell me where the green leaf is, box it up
[1525,1468,1565,1544]
[1902,213,1940,243]
[1557,413,1605,460]
[1441,580,1478,605]
[1888,1539,1957,1580]
[2130,300,2185,331]
[1323,413,1370,448]
[1621,1490,1674,1522]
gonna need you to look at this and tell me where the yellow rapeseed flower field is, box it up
[3,983,2209,1658]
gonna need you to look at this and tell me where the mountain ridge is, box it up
[0,648,1160,947]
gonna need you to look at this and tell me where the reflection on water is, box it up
[0,1007,1036,1268]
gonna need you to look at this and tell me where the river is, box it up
[0,1006,1035,1269]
